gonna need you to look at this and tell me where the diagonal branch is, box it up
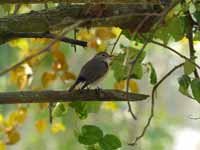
[0,20,84,76]
[129,63,184,146]
[0,90,149,104]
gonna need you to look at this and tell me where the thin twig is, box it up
[110,31,122,55]
[129,63,184,146]
[13,4,21,15]
[128,0,182,146]
[150,40,200,70]
[0,20,84,77]
[73,28,78,52]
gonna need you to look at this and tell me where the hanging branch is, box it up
[128,0,181,146]
[150,40,200,70]
[129,63,184,146]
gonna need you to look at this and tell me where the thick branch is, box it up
[0,90,149,104]
[2,0,161,4]
[0,4,162,44]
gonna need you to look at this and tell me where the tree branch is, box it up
[5,32,87,47]
[186,11,199,78]
[0,90,149,104]
[0,20,84,76]
[0,4,162,44]
[2,0,161,4]
[129,63,184,146]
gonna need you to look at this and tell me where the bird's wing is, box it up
[79,59,108,84]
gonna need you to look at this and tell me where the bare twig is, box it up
[150,40,200,69]
[0,20,84,77]
[0,90,149,104]
[129,63,184,146]
[110,31,122,55]
[128,0,182,146]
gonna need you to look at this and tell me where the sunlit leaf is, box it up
[78,125,103,145]
[35,119,48,134]
[99,134,121,150]
[51,50,68,71]
[77,29,93,41]
[51,122,66,134]
[111,27,122,37]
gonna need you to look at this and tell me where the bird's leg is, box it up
[95,86,102,94]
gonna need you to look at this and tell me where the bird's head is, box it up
[94,52,113,63]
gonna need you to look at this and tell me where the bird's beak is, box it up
[109,54,115,60]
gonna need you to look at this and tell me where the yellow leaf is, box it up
[51,42,60,51]
[0,140,6,150]
[114,80,125,90]
[129,80,139,93]
[10,64,32,90]
[51,122,66,134]
[0,114,4,124]
[9,39,29,51]
[6,128,20,145]
[35,119,47,134]
[96,42,107,52]
[102,102,118,111]
[77,29,93,41]
[111,27,122,37]
[51,50,68,71]
[41,72,56,88]
[95,27,115,40]
[16,107,27,124]
[60,71,76,81]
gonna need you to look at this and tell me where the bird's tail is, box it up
[68,80,79,92]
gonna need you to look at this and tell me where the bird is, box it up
[68,52,112,92]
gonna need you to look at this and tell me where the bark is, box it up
[1,0,160,4]
[0,4,162,44]
[0,89,149,104]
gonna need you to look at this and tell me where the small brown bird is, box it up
[68,52,112,91]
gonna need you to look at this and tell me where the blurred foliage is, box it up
[0,1,200,150]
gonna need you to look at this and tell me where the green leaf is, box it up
[148,63,157,85]
[99,134,121,150]
[69,102,101,119]
[111,47,145,81]
[155,17,185,43]
[78,125,103,145]
[69,102,88,119]
[184,60,195,75]
[52,102,68,117]
[191,79,200,102]
[178,75,191,96]
[193,11,200,23]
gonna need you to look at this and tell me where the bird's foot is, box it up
[95,86,102,94]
